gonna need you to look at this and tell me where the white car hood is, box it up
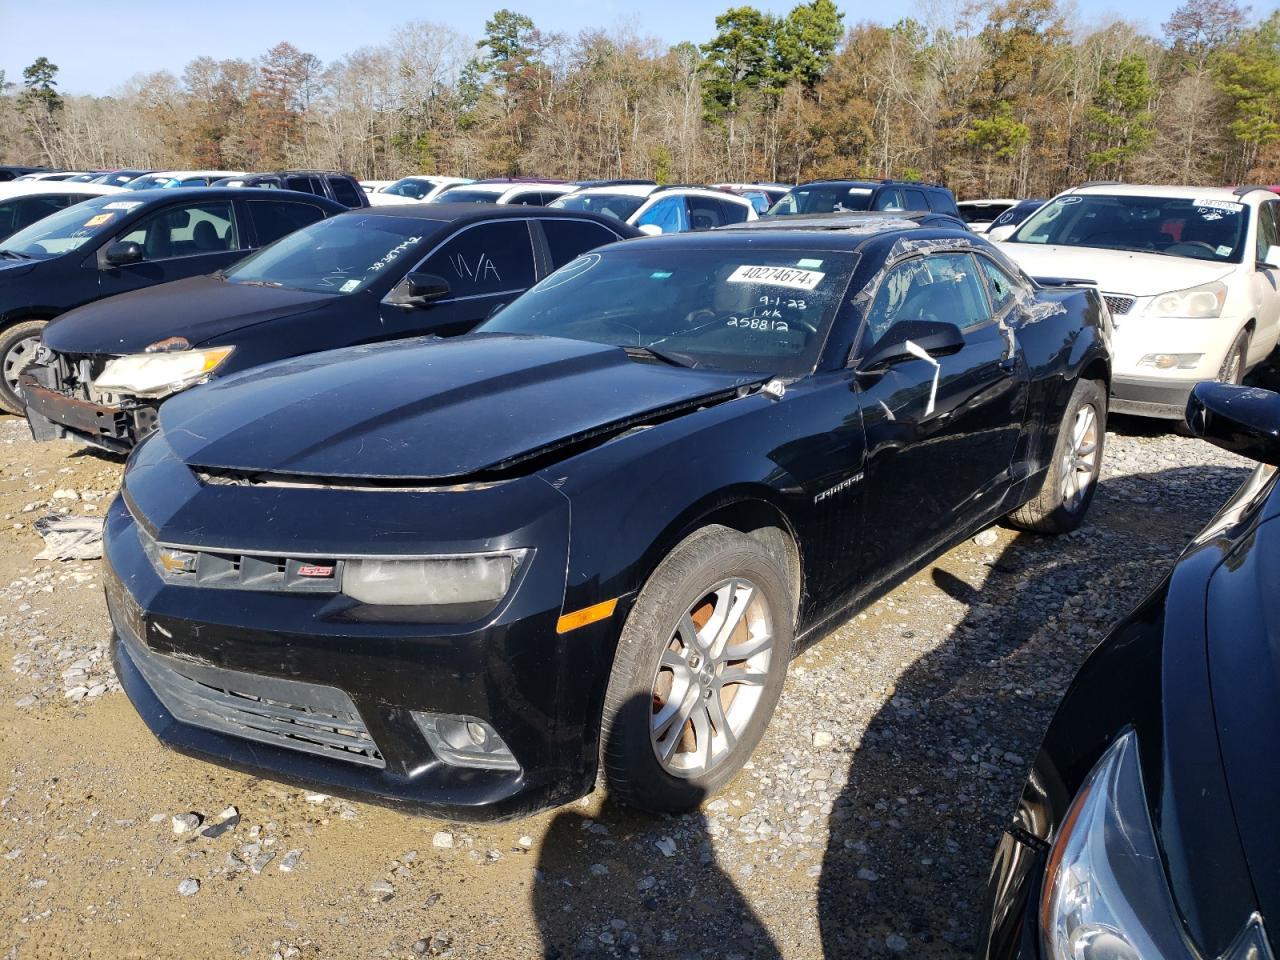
[999,243,1234,296]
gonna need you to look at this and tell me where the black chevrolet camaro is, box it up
[23,205,638,452]
[106,223,1110,818]
[0,187,344,414]
[980,381,1280,960]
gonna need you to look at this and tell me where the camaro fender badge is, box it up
[814,473,863,503]
[298,564,335,578]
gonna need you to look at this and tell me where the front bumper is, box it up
[104,466,622,820]
[1110,374,1201,419]
[21,371,156,453]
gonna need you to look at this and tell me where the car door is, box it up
[95,198,246,298]
[1251,199,1280,357]
[378,219,538,338]
[852,250,1028,583]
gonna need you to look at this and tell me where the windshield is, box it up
[385,178,434,200]
[958,203,1013,224]
[549,193,647,222]
[1010,194,1250,262]
[125,174,180,190]
[478,246,857,376]
[223,214,438,294]
[769,184,873,216]
[0,194,146,259]
[432,187,502,204]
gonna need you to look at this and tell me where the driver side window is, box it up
[116,201,239,261]
[862,253,992,344]
[1256,201,1279,263]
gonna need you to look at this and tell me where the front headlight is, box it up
[1041,730,1273,960]
[93,345,234,398]
[1146,282,1227,319]
[341,551,526,614]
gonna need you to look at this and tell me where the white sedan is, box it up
[368,176,474,205]
[550,184,757,233]
[0,180,125,242]
[999,183,1280,419]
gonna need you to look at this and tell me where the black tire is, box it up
[600,524,795,813]
[0,320,47,415]
[1008,378,1106,534]
[1218,330,1249,385]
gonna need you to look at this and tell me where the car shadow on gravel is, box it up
[815,463,1250,958]
[534,693,781,960]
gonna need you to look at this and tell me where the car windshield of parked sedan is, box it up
[431,187,502,204]
[768,184,874,216]
[383,178,436,200]
[0,194,146,259]
[221,214,438,295]
[478,246,857,376]
[1008,194,1250,262]
[549,193,647,222]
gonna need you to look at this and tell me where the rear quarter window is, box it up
[540,218,622,268]
[327,176,364,208]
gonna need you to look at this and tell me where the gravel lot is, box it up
[0,405,1257,959]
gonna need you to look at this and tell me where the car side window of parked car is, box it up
[0,194,81,236]
[903,188,929,210]
[977,255,1020,313]
[713,196,751,225]
[687,195,730,230]
[539,218,622,269]
[117,201,240,261]
[419,220,537,298]
[635,195,690,234]
[327,177,364,208]
[873,188,906,212]
[863,252,991,342]
[284,175,322,196]
[1256,200,1279,264]
[246,199,328,246]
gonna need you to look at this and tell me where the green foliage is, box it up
[650,144,674,183]
[699,6,779,114]
[1216,12,1280,150]
[479,10,539,67]
[1085,53,1156,175]
[776,0,845,88]
[19,56,61,114]
[966,102,1031,160]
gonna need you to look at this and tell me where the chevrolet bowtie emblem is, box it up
[158,549,197,574]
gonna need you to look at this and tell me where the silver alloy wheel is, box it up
[1060,403,1099,511]
[649,577,774,777]
[2,335,39,398]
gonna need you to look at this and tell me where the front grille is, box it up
[139,527,341,593]
[119,626,385,768]
[1103,294,1135,316]
[42,351,112,401]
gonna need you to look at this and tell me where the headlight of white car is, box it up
[1040,730,1273,960]
[341,551,526,610]
[1146,281,1227,319]
[93,345,234,398]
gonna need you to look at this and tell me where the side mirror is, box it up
[1260,248,1280,270]
[636,224,663,237]
[1186,381,1280,465]
[399,272,451,305]
[857,319,964,372]
[104,240,144,266]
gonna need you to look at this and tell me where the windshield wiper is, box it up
[232,278,283,288]
[622,345,698,368]
[0,249,33,260]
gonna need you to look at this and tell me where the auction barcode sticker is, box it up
[727,265,825,291]
[1192,199,1244,213]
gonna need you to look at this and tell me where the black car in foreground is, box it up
[980,381,1280,960]
[106,223,1110,819]
[0,187,343,413]
[23,205,639,452]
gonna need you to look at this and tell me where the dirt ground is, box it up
[0,409,1254,960]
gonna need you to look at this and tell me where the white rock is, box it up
[973,529,999,547]
[432,831,454,849]
[812,731,834,749]
[654,837,677,858]
[177,878,199,896]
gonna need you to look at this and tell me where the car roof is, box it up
[958,198,1019,205]
[564,184,660,198]
[0,181,124,198]
[619,221,971,253]
[728,211,957,232]
[1067,183,1270,202]
[337,203,641,231]
[116,187,340,205]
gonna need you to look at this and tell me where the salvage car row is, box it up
[2,169,1280,960]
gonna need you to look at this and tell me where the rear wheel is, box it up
[599,525,794,812]
[1008,378,1106,534]
[0,320,47,415]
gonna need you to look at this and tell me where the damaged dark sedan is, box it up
[23,205,637,452]
[106,223,1110,819]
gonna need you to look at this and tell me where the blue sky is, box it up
[0,0,1217,95]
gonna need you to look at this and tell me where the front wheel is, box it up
[1218,330,1249,385]
[0,320,47,415]
[599,525,795,813]
[1008,378,1106,534]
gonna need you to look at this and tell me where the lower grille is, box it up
[1103,294,1135,315]
[119,626,385,768]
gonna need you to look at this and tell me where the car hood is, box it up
[158,334,761,480]
[1205,507,1280,941]
[999,243,1234,296]
[42,275,339,356]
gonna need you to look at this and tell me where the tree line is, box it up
[2,0,1278,199]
